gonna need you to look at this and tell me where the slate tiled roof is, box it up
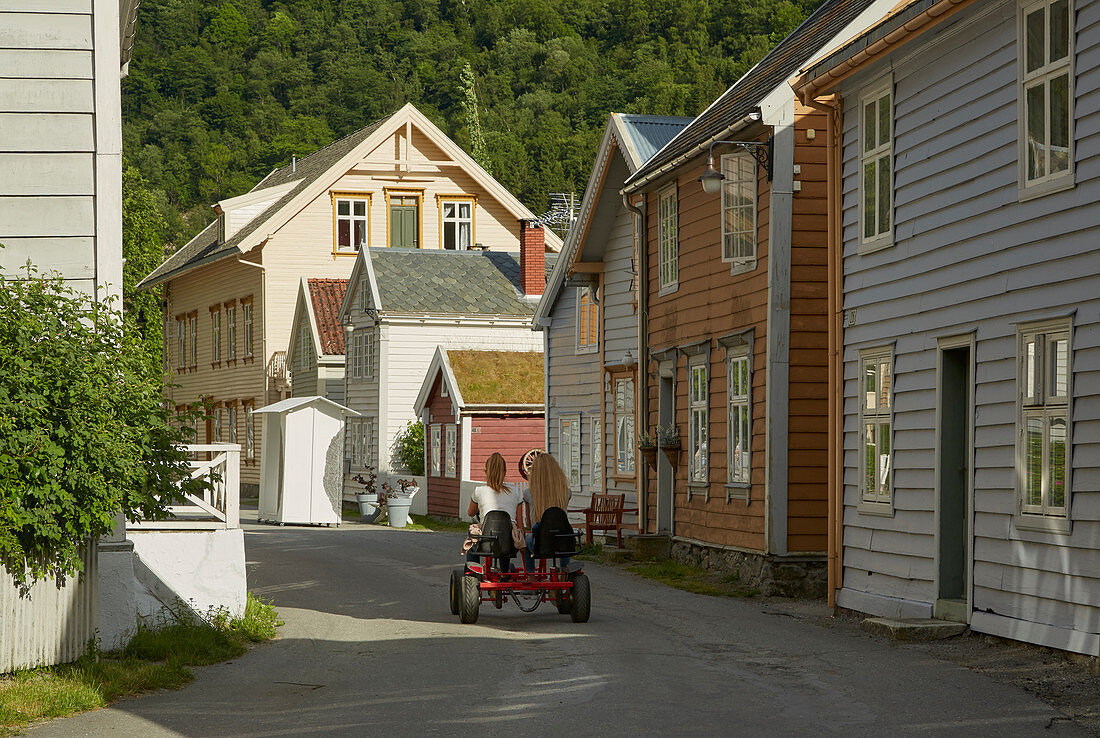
[625,0,877,188]
[307,279,348,355]
[370,248,556,316]
[615,114,695,167]
[447,350,544,405]
[137,113,394,289]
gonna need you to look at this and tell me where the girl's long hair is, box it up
[485,452,508,493]
[528,453,570,523]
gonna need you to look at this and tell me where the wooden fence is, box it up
[128,444,241,531]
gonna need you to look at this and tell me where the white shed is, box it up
[256,396,358,526]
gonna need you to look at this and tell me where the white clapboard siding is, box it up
[0,49,92,78]
[835,0,1100,653]
[0,114,94,152]
[0,12,92,49]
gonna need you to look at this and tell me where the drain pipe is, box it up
[624,191,647,533]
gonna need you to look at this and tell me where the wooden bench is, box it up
[569,493,637,548]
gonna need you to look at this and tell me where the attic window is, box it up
[335,196,369,252]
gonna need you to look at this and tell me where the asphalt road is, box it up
[32,521,1085,737]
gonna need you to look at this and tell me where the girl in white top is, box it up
[467,452,531,526]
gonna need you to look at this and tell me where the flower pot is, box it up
[660,446,681,467]
[387,495,413,528]
[640,447,658,470]
[356,493,382,523]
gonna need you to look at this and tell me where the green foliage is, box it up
[459,61,490,173]
[391,420,425,476]
[123,0,823,250]
[0,267,203,589]
[227,593,283,643]
[122,168,168,379]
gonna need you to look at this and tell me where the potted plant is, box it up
[382,477,420,528]
[637,430,658,471]
[657,423,681,467]
[353,468,383,523]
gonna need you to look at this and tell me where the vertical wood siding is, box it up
[425,377,459,517]
[836,0,1100,642]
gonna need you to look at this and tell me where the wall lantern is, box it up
[698,137,774,194]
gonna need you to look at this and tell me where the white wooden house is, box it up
[339,230,554,499]
[797,0,1100,654]
[287,277,348,405]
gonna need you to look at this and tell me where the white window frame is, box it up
[688,360,709,485]
[859,76,894,252]
[858,347,894,512]
[721,152,757,271]
[175,318,185,370]
[335,197,369,252]
[430,424,442,476]
[1016,319,1072,532]
[559,414,581,490]
[297,323,312,372]
[211,308,221,363]
[727,349,751,490]
[228,404,238,446]
[225,303,236,360]
[245,404,255,460]
[591,418,602,488]
[242,302,253,358]
[440,199,474,250]
[188,314,198,367]
[213,406,224,443]
[363,417,375,468]
[364,330,376,380]
[359,277,369,311]
[444,424,457,478]
[575,286,599,354]
[657,184,678,294]
[613,376,635,477]
[1018,0,1075,199]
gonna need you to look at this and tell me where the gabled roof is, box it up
[309,279,348,355]
[624,0,882,190]
[254,395,359,417]
[343,248,556,319]
[533,112,691,326]
[412,347,544,417]
[137,103,562,290]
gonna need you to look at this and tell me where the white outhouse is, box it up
[255,396,358,526]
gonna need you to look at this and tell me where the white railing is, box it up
[128,444,240,531]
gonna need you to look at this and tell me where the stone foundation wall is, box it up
[671,540,827,598]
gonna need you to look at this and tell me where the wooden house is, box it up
[413,348,544,518]
[287,278,347,405]
[136,103,561,492]
[619,0,895,596]
[533,114,691,527]
[796,0,1100,654]
[339,232,554,500]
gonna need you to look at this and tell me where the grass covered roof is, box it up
[447,350,544,405]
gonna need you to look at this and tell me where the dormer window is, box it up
[334,195,370,253]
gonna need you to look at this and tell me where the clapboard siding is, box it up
[835,0,1100,652]
[470,415,544,488]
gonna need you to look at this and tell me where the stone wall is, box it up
[671,540,827,598]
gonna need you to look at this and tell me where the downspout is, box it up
[237,253,268,404]
[624,192,647,532]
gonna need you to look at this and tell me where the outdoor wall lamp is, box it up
[697,137,774,193]
[343,322,355,335]
[622,349,635,368]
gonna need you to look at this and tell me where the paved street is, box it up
[33,522,1085,736]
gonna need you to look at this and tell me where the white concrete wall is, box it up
[129,529,247,622]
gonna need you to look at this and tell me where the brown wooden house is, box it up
[620,0,892,596]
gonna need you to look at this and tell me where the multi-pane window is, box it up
[226,303,236,360]
[559,415,581,490]
[336,197,368,252]
[861,82,893,245]
[658,185,678,291]
[727,352,751,485]
[445,424,457,478]
[1021,0,1073,186]
[188,313,198,367]
[213,406,224,443]
[689,363,709,484]
[721,153,757,265]
[175,317,186,370]
[363,418,375,468]
[228,405,238,446]
[297,323,312,372]
[349,330,376,380]
[242,300,253,358]
[346,418,376,469]
[359,277,369,311]
[210,308,221,363]
[430,424,442,476]
[576,287,599,353]
[245,403,255,460]
[220,406,229,444]
[860,350,893,505]
[1019,323,1070,520]
[591,418,602,488]
[441,200,473,250]
[614,377,635,476]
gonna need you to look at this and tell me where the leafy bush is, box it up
[0,265,204,588]
[391,420,424,476]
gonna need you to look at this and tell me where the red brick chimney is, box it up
[519,219,545,296]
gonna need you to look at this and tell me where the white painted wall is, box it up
[129,529,248,621]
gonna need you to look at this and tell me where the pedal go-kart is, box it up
[449,508,591,624]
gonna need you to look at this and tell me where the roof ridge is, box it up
[264,114,390,183]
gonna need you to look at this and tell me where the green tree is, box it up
[459,62,490,173]
[122,168,167,379]
[391,421,425,476]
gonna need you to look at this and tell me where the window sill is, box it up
[686,482,709,502]
[1013,514,1071,535]
[725,482,750,503]
[726,259,757,276]
[210,362,222,370]
[332,249,361,257]
[857,500,894,517]
[1017,173,1075,203]
[657,284,679,298]
[857,238,894,256]
[575,346,599,356]
[611,473,636,482]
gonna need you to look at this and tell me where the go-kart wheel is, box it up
[569,573,591,623]
[492,587,503,609]
[459,575,481,624]
[449,569,462,615]
[554,587,570,614]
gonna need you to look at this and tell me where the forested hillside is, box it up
[123,0,822,249]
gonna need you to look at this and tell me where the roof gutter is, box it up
[795,0,978,103]
[622,112,759,194]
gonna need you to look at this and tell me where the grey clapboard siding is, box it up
[835,0,1100,650]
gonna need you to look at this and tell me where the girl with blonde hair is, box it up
[466,452,527,524]
[524,453,572,568]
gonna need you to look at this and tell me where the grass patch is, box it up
[575,542,604,562]
[0,593,281,734]
[408,514,468,532]
[627,560,760,599]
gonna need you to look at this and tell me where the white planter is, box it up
[387,496,413,528]
[356,494,380,521]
